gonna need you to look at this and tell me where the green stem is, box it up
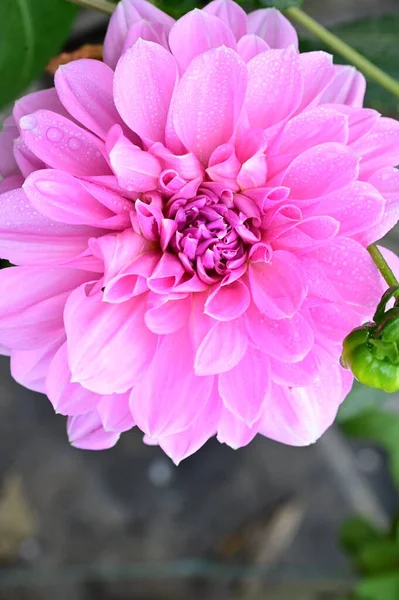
[285,6,399,99]
[368,244,399,288]
[67,0,115,14]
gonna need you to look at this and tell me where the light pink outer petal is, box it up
[55,59,124,140]
[19,110,109,177]
[260,351,348,446]
[217,406,259,449]
[204,280,250,321]
[169,9,237,73]
[114,39,178,144]
[97,392,135,433]
[219,346,270,426]
[171,46,247,165]
[0,188,100,266]
[237,34,269,62]
[11,335,65,394]
[13,87,70,122]
[0,266,93,351]
[352,117,399,179]
[204,0,247,40]
[46,343,100,416]
[104,0,174,69]
[297,52,335,110]
[248,251,307,319]
[130,328,214,438]
[320,65,366,108]
[194,318,248,376]
[0,116,19,178]
[245,48,302,130]
[68,410,120,450]
[367,167,399,242]
[65,287,157,394]
[247,8,298,50]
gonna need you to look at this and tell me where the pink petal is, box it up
[97,391,134,433]
[270,350,319,387]
[248,250,307,319]
[237,34,269,62]
[68,410,120,450]
[0,174,23,194]
[55,59,124,140]
[13,137,45,178]
[64,286,157,394]
[247,8,298,49]
[245,303,314,362]
[367,167,399,242]
[114,39,178,144]
[217,406,258,449]
[281,143,359,199]
[147,252,185,293]
[13,87,69,122]
[169,9,237,73]
[352,117,399,179]
[123,20,168,53]
[145,295,190,334]
[205,280,250,321]
[204,0,247,40]
[194,318,248,376]
[107,125,162,191]
[46,343,100,415]
[297,52,335,110]
[19,110,109,177]
[245,48,302,130]
[103,251,159,303]
[171,46,247,165]
[0,187,99,266]
[320,65,366,108]
[278,107,349,155]
[219,345,270,426]
[309,301,362,344]
[0,266,93,350]
[11,335,64,394]
[0,116,19,178]
[104,0,174,69]
[272,216,339,251]
[130,328,214,437]
[149,142,205,180]
[89,229,148,284]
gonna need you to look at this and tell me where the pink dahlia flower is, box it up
[1,0,398,463]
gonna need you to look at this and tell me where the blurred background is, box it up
[1,0,399,598]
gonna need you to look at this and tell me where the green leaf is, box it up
[299,14,399,116]
[337,382,389,424]
[259,0,303,8]
[340,409,399,451]
[340,517,384,559]
[0,0,78,110]
[356,540,399,576]
[356,574,399,600]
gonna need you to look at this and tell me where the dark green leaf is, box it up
[340,517,384,559]
[0,0,78,109]
[299,14,399,116]
[356,540,399,576]
[356,574,399,600]
[340,409,399,452]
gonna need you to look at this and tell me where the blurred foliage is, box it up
[339,389,399,599]
[0,0,78,110]
[299,14,399,117]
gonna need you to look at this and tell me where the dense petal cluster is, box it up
[1,0,399,462]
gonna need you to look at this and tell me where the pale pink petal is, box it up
[68,410,120,450]
[367,167,399,242]
[55,59,124,140]
[89,229,148,285]
[281,143,359,199]
[194,318,248,376]
[248,251,307,319]
[97,391,134,432]
[11,335,64,394]
[19,110,109,177]
[320,65,366,108]
[245,303,314,362]
[13,88,69,122]
[272,216,339,251]
[103,251,159,303]
[219,346,270,426]
[270,350,319,387]
[308,301,362,344]
[245,48,302,130]
[204,280,250,321]
[247,8,298,50]
[13,137,45,178]
[130,328,214,437]
[237,34,269,62]
[0,116,19,178]
[204,0,247,40]
[65,286,157,394]
[114,39,178,144]
[0,188,99,266]
[217,406,258,449]
[46,343,100,415]
[171,46,247,164]
[0,267,93,350]
[297,52,335,110]
[169,9,236,73]
[104,0,174,69]
[145,295,190,334]
[123,20,168,53]
[352,117,399,179]
[0,174,23,194]
[107,125,162,191]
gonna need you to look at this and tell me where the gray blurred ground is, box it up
[1,0,399,599]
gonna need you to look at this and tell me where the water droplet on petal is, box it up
[19,115,37,131]
[68,137,81,150]
[46,127,64,142]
